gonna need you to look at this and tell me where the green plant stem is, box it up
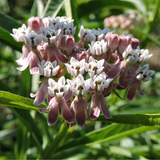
[42,122,68,159]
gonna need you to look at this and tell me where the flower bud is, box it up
[59,35,75,56]
[104,32,119,53]
[118,35,131,54]
[28,17,44,34]
[129,37,140,49]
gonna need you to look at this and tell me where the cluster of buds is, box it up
[104,15,134,34]
[11,16,154,128]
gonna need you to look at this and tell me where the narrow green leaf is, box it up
[19,68,32,97]
[53,126,159,158]
[37,0,45,17]
[149,0,160,23]
[42,0,65,19]
[119,107,160,114]
[122,0,147,16]
[42,122,68,159]
[0,27,22,52]
[9,108,43,150]
[15,120,28,160]
[0,91,45,111]
[0,11,21,33]
[30,0,45,17]
[109,146,148,159]
[97,114,160,126]
[56,124,136,156]
[77,0,137,18]
[128,144,160,153]
[0,91,44,150]
[0,129,16,141]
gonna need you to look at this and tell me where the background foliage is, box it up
[0,0,160,159]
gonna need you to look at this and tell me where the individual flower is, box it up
[62,22,76,35]
[16,31,42,74]
[89,28,104,42]
[65,57,85,77]
[107,45,140,79]
[40,27,61,44]
[78,26,91,42]
[67,74,89,96]
[39,77,74,126]
[23,31,42,47]
[87,72,113,120]
[135,64,155,82]
[117,64,155,101]
[17,49,42,74]
[139,49,153,62]
[10,24,28,42]
[42,16,52,29]
[88,72,113,92]
[89,39,108,58]
[68,74,90,128]
[85,56,104,78]
[38,60,60,77]
[122,44,140,64]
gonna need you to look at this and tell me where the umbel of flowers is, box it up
[11,16,155,128]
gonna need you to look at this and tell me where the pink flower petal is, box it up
[47,94,52,103]
[119,67,128,87]
[138,81,145,96]
[75,100,86,128]
[89,93,100,120]
[107,65,121,78]
[16,45,30,65]
[53,45,69,63]
[39,107,48,113]
[17,55,30,72]
[105,57,120,68]
[29,52,39,74]
[60,97,74,124]
[48,98,59,126]
[64,89,73,101]
[32,81,48,105]
[103,81,113,97]
[127,82,138,101]
[45,45,57,62]
[99,95,112,119]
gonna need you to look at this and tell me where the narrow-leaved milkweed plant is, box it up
[11,16,155,128]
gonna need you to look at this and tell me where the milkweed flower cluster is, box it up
[11,16,155,128]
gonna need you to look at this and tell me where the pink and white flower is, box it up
[10,24,28,42]
[68,74,90,128]
[65,57,85,77]
[38,60,60,77]
[39,77,74,125]
[85,56,104,78]
[89,39,108,57]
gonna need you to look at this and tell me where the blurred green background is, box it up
[0,0,160,159]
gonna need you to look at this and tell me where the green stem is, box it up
[42,122,68,159]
